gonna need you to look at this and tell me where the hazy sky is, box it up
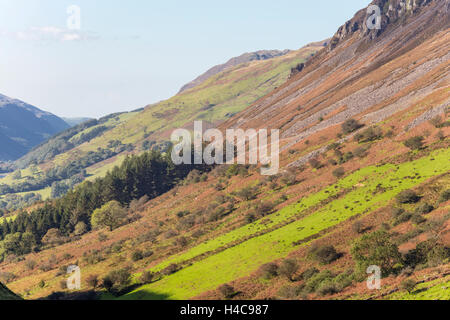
[0,0,370,118]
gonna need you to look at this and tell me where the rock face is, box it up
[178,50,291,94]
[220,0,449,159]
[329,0,449,49]
[0,94,69,161]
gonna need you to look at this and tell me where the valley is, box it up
[0,0,448,302]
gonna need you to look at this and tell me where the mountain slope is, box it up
[0,0,448,301]
[178,49,291,93]
[0,43,322,202]
[0,94,69,161]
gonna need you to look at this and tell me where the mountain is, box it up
[0,42,322,204]
[0,94,69,161]
[62,117,94,127]
[0,0,449,301]
[178,49,292,94]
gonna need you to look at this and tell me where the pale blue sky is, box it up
[0,0,369,118]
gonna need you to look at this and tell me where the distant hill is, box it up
[178,50,291,93]
[0,94,69,161]
[62,117,94,127]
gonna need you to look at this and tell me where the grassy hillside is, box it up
[0,0,448,302]
[0,45,320,209]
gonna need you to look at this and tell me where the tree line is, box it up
[0,150,208,258]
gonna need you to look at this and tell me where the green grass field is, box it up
[120,148,450,300]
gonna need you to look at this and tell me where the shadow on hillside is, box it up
[118,289,171,300]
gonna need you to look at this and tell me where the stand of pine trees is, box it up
[0,150,208,258]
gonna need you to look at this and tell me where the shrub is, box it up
[25,260,37,270]
[391,207,405,218]
[259,263,279,279]
[393,211,413,226]
[438,189,450,204]
[59,279,67,290]
[236,187,258,201]
[162,264,180,276]
[279,259,299,281]
[139,271,154,284]
[280,172,297,186]
[351,231,402,276]
[301,267,319,281]
[352,221,366,234]
[316,280,338,296]
[400,279,416,293]
[342,152,354,162]
[218,284,235,299]
[102,268,131,294]
[86,274,98,288]
[354,127,383,143]
[353,146,369,158]
[429,115,443,128]
[414,203,434,215]
[332,167,345,178]
[303,270,334,294]
[245,214,257,224]
[309,158,323,170]
[404,136,424,150]
[396,190,420,204]
[310,245,340,264]
[342,119,363,134]
[38,280,45,288]
[131,250,144,262]
[254,201,275,217]
[277,285,301,299]
[411,214,426,225]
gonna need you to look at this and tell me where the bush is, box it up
[310,245,340,264]
[353,147,368,158]
[254,201,275,217]
[235,187,258,201]
[411,214,426,225]
[102,268,131,294]
[332,167,345,178]
[139,271,154,284]
[162,264,180,276]
[303,270,334,294]
[396,190,420,204]
[277,285,301,299]
[404,136,424,150]
[414,203,434,215]
[351,231,402,276]
[259,263,279,279]
[301,267,319,280]
[25,260,37,270]
[354,127,383,143]
[400,279,416,293]
[279,259,298,281]
[342,119,363,134]
[438,189,450,204]
[131,250,144,262]
[316,280,338,296]
[86,274,98,288]
[352,221,366,234]
[309,158,323,170]
[218,284,235,299]
[393,211,413,226]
